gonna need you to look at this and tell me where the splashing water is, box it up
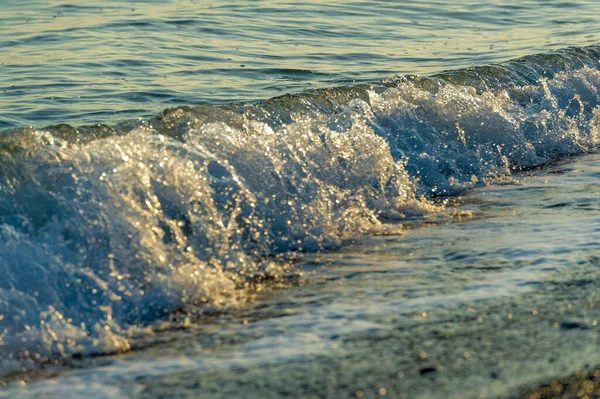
[2,46,600,375]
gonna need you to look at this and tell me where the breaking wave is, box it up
[2,45,600,375]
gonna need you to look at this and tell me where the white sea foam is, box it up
[1,51,600,374]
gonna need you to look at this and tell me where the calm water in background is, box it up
[2,0,600,128]
[3,1,600,398]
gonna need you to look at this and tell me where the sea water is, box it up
[2,1,600,398]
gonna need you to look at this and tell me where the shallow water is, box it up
[5,152,600,399]
[2,0,600,398]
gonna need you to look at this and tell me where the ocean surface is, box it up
[2,1,600,398]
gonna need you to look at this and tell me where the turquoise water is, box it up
[3,1,600,398]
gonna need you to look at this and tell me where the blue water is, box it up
[2,1,600,398]
[2,0,600,128]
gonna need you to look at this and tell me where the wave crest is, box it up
[2,46,600,375]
